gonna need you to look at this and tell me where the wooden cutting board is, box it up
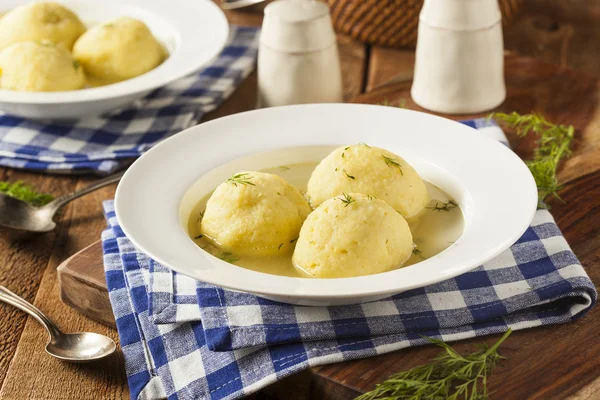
[57,240,114,326]
[57,55,600,399]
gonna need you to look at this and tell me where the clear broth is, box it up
[187,161,464,278]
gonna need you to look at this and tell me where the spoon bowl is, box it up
[0,286,117,362]
[0,194,55,232]
[46,332,117,362]
[0,171,124,232]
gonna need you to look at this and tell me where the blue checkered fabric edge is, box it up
[0,26,259,175]
[103,119,596,399]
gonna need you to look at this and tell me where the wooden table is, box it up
[1,3,599,399]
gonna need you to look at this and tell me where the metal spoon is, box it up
[0,171,124,232]
[0,286,116,362]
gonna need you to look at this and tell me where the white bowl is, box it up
[115,104,538,306]
[0,0,228,120]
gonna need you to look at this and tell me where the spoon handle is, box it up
[0,286,62,339]
[44,170,126,212]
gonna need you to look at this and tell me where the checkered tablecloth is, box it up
[0,26,259,175]
[102,119,596,400]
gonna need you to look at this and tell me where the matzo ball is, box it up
[0,2,86,51]
[0,41,85,91]
[72,17,164,83]
[306,144,430,219]
[201,172,311,257]
[293,193,413,278]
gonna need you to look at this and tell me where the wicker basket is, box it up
[326,0,523,49]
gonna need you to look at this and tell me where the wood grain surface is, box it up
[0,2,599,399]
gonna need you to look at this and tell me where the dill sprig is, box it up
[218,251,239,263]
[356,329,512,400]
[427,200,458,212]
[343,169,356,180]
[490,112,574,205]
[227,173,256,187]
[0,181,54,207]
[412,247,426,260]
[339,193,355,207]
[382,155,404,175]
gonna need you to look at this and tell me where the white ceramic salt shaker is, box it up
[411,0,506,114]
[257,0,343,107]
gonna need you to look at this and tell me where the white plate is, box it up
[0,0,228,119]
[115,104,538,306]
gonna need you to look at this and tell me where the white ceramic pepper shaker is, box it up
[257,0,344,108]
[411,0,506,114]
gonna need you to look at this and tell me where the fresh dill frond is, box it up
[490,112,574,205]
[0,181,54,207]
[278,165,291,172]
[218,251,239,263]
[382,155,403,175]
[278,243,284,251]
[339,193,355,207]
[72,60,80,69]
[227,172,256,187]
[344,146,351,150]
[194,234,204,239]
[359,142,371,148]
[290,238,298,244]
[427,200,458,212]
[356,329,512,400]
[343,169,356,180]
[197,210,205,222]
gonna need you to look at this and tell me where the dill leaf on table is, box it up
[490,112,574,206]
[355,329,512,400]
[0,181,54,207]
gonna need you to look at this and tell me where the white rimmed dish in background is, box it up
[115,104,538,306]
[0,0,228,120]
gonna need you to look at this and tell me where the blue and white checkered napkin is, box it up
[103,119,597,400]
[0,26,259,175]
